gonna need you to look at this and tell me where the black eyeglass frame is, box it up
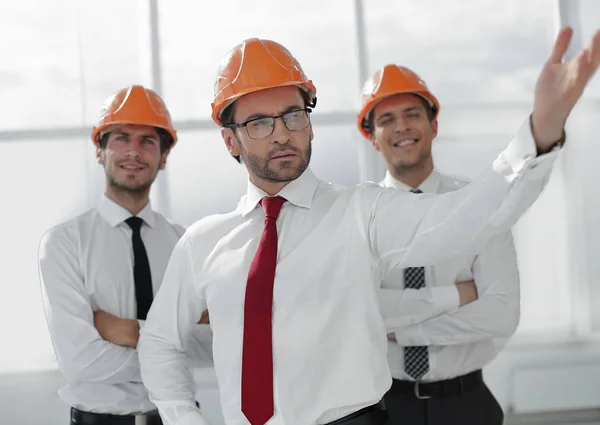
[225,108,313,139]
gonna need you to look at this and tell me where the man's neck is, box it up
[251,176,292,197]
[105,187,150,216]
[391,162,434,190]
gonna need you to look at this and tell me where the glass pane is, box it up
[163,129,249,226]
[0,1,145,131]
[158,0,361,121]
[364,0,555,106]
[579,0,600,99]
[164,123,361,226]
[564,107,600,333]
[0,138,90,372]
[0,0,80,130]
[76,1,147,126]
[310,124,361,187]
[432,105,572,335]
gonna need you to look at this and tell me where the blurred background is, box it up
[1,0,599,424]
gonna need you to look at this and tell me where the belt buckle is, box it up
[414,381,432,400]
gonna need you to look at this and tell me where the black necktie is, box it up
[125,217,153,320]
[403,188,430,379]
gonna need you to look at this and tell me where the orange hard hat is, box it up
[357,64,440,139]
[211,38,317,126]
[91,85,178,148]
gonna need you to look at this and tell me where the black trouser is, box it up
[383,371,504,425]
[326,400,389,425]
[71,402,385,425]
[70,408,163,425]
[70,401,200,425]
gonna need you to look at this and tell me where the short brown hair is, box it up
[98,127,173,154]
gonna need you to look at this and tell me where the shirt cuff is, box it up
[495,117,561,183]
[173,410,209,425]
[172,410,210,425]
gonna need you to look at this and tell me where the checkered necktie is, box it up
[403,188,430,379]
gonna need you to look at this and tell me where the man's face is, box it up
[221,86,313,185]
[370,93,437,174]
[96,124,167,193]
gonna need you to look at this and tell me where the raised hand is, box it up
[532,27,600,151]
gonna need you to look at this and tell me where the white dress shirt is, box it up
[38,195,212,415]
[379,169,520,382]
[138,120,558,425]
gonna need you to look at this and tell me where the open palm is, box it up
[533,27,600,150]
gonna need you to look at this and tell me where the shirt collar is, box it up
[97,194,156,228]
[239,167,319,217]
[381,169,441,194]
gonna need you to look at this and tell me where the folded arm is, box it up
[377,285,459,328]
[38,228,142,384]
[389,231,520,346]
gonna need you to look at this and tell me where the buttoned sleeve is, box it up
[38,226,142,384]
[364,118,557,277]
[138,232,210,425]
[388,231,520,345]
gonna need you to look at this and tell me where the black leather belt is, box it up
[70,407,162,425]
[325,400,388,425]
[390,369,484,399]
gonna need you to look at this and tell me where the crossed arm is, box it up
[38,228,211,384]
[385,231,520,346]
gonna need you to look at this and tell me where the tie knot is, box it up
[260,196,287,220]
[410,188,423,194]
[125,216,144,233]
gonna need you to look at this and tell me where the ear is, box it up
[158,149,170,170]
[221,127,241,157]
[368,134,382,152]
[96,145,104,164]
[430,118,438,139]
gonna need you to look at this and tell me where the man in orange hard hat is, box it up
[359,64,518,425]
[139,28,600,425]
[38,85,211,425]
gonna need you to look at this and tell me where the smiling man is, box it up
[358,64,519,425]
[38,85,211,425]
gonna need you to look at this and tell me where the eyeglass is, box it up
[226,108,312,139]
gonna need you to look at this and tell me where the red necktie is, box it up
[241,196,287,425]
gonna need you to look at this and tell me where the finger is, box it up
[578,47,591,74]
[589,29,600,73]
[575,47,594,87]
[549,26,574,64]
